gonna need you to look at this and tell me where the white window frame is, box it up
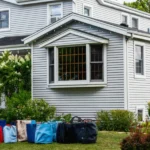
[134,41,146,79]
[83,4,93,17]
[131,15,140,29]
[47,2,63,25]
[0,8,10,31]
[48,43,107,88]
[72,0,77,13]
[136,105,145,122]
[121,12,129,25]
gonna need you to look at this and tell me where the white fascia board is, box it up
[3,0,66,5]
[0,44,31,51]
[132,34,150,41]
[39,29,109,48]
[23,13,130,44]
[97,0,150,19]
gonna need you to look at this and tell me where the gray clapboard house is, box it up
[1,0,150,120]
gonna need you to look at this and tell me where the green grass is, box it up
[0,131,128,150]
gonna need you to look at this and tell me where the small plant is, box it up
[54,113,72,122]
[120,122,150,150]
[97,110,135,132]
[26,99,56,122]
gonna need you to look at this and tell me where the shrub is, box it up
[97,110,135,132]
[120,124,150,150]
[25,99,56,122]
[54,113,72,123]
[0,51,31,98]
[1,91,56,123]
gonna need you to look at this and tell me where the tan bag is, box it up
[17,120,32,142]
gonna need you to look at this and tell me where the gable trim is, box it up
[23,13,130,45]
[39,29,109,48]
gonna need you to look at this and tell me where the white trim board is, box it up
[0,45,31,51]
[39,29,109,48]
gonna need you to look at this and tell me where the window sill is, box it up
[0,28,10,32]
[135,75,146,80]
[48,82,107,89]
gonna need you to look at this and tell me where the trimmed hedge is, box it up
[97,110,135,132]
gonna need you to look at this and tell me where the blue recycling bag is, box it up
[3,125,17,143]
[0,120,6,129]
[26,124,36,143]
[35,123,53,144]
[48,121,62,142]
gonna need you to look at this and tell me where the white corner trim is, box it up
[131,15,140,30]
[47,2,63,25]
[123,36,128,110]
[39,29,109,48]
[134,41,146,79]
[31,43,34,100]
[121,12,130,26]
[83,3,93,17]
[0,8,10,32]
[23,13,130,45]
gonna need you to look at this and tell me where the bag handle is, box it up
[70,116,82,123]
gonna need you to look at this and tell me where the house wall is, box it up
[0,0,72,38]
[75,0,150,32]
[32,22,125,118]
[127,39,150,117]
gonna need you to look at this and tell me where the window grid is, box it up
[135,45,144,75]
[59,46,86,81]
[90,45,103,81]
[49,48,54,83]
[0,11,9,29]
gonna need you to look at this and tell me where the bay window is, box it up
[48,44,107,88]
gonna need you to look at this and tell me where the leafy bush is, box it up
[120,124,150,150]
[1,90,56,123]
[0,51,31,98]
[54,113,72,123]
[25,99,56,122]
[97,110,135,132]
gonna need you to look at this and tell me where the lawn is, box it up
[0,131,128,150]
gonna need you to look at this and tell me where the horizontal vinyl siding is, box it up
[128,40,150,116]
[49,33,96,45]
[0,0,72,38]
[32,22,124,119]
[76,0,150,32]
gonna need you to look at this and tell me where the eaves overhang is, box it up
[22,13,131,45]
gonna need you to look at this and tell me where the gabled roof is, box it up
[39,28,109,48]
[23,13,131,44]
[23,13,150,44]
